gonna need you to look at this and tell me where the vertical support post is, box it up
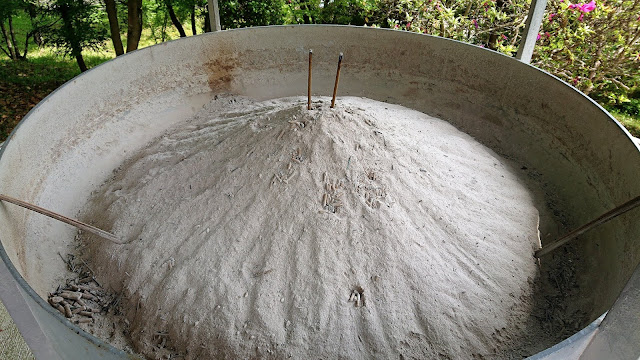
[207,0,221,32]
[515,0,548,64]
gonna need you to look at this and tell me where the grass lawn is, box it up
[607,109,640,138]
[0,53,112,140]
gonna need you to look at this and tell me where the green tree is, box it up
[219,0,288,29]
[165,0,187,37]
[143,0,204,43]
[382,0,527,54]
[1,0,56,60]
[105,0,125,55]
[285,0,383,25]
[44,0,108,71]
[0,0,48,60]
[0,0,22,59]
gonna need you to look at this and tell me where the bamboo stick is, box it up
[535,195,640,258]
[0,193,126,244]
[307,49,313,110]
[331,53,343,109]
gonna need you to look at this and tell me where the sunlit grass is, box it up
[607,109,640,138]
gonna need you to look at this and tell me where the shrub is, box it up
[534,0,640,113]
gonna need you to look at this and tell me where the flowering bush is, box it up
[380,0,640,113]
[283,0,638,113]
[534,0,639,110]
[384,0,528,55]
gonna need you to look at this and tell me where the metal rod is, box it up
[0,194,126,245]
[535,195,640,258]
[516,0,548,63]
[307,49,313,110]
[331,53,343,109]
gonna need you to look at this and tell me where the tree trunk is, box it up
[23,2,39,58]
[33,32,43,47]
[75,53,88,72]
[191,3,197,35]
[488,33,499,50]
[59,3,87,72]
[8,16,20,58]
[0,19,17,59]
[7,17,22,59]
[0,45,9,57]
[22,32,29,58]
[105,0,124,56]
[204,9,211,32]
[161,12,168,42]
[166,1,187,37]
[126,0,142,52]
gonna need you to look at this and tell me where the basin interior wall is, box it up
[1,26,639,354]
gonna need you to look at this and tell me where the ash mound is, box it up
[81,96,540,359]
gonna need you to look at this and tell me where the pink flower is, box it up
[501,34,508,40]
[548,13,556,21]
[572,77,580,85]
[537,33,541,40]
[581,0,596,12]
[545,31,551,37]
[569,1,596,13]
[578,13,584,21]
[406,22,411,29]
[472,19,478,29]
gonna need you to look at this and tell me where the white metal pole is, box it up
[516,0,548,64]
[208,0,221,32]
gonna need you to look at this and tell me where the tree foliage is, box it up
[42,0,108,71]
[219,0,288,28]
[283,0,383,25]
[384,0,527,53]
[0,0,50,60]
[143,0,205,42]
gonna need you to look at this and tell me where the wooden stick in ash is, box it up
[307,49,313,110]
[331,53,343,109]
[0,193,126,245]
[535,194,640,258]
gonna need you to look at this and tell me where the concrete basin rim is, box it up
[0,24,634,357]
